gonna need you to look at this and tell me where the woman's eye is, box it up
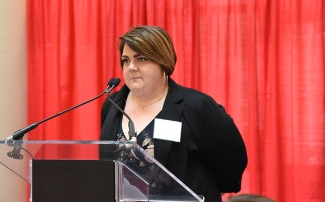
[138,57,147,62]
[122,58,129,63]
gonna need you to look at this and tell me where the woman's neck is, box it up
[131,83,168,110]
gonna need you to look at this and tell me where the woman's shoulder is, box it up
[103,85,129,105]
[169,78,210,99]
[180,85,209,98]
[101,84,129,124]
[173,82,218,110]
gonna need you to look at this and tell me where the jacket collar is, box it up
[166,78,183,104]
[155,78,184,166]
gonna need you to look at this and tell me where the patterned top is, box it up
[115,113,170,195]
[116,114,156,149]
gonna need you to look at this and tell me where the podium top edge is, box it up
[0,140,135,145]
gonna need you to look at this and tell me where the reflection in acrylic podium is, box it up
[0,140,204,202]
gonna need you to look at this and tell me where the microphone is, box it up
[7,144,24,159]
[104,82,137,141]
[6,78,119,140]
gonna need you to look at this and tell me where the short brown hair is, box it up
[118,26,177,76]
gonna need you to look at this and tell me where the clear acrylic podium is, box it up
[0,140,204,202]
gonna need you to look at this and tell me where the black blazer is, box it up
[100,78,247,202]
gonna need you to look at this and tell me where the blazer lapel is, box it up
[154,79,183,166]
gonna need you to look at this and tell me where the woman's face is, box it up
[121,44,164,94]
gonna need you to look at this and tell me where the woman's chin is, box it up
[129,85,143,93]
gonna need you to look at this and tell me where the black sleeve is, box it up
[198,96,248,193]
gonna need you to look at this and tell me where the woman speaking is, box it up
[100,25,247,202]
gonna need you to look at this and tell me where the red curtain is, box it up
[27,0,325,201]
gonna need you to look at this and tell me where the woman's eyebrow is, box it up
[133,53,141,58]
[121,53,141,58]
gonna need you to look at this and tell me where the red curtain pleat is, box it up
[27,0,325,202]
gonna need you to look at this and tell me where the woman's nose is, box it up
[128,61,138,72]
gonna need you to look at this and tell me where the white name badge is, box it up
[153,118,182,142]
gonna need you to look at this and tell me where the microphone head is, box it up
[107,78,115,87]
[113,78,121,87]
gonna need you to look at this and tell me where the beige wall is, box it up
[0,0,27,201]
